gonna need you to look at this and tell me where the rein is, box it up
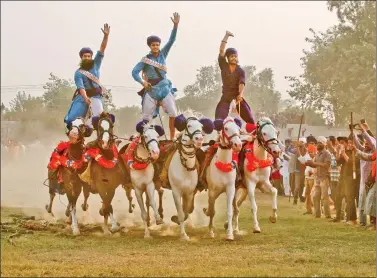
[256,121,278,155]
[219,118,240,149]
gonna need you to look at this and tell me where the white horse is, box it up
[168,113,214,241]
[203,116,243,241]
[127,121,165,238]
[232,117,282,233]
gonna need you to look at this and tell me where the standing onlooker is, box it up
[289,141,307,205]
[298,144,317,215]
[338,136,361,225]
[353,122,376,226]
[305,136,331,218]
[287,140,297,201]
[327,136,342,222]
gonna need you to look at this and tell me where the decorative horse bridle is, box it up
[97,117,115,148]
[219,118,240,149]
[177,117,203,171]
[255,120,279,154]
[134,125,160,164]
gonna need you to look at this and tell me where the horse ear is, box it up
[174,114,187,132]
[234,118,242,129]
[84,125,93,137]
[199,118,214,134]
[213,119,224,132]
[110,114,116,124]
[92,116,100,130]
[154,125,165,137]
[136,120,148,134]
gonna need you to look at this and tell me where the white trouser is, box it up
[142,93,177,121]
[86,97,104,127]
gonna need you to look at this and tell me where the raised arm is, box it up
[219,31,234,57]
[99,23,110,54]
[160,13,179,58]
[353,133,364,151]
[360,123,376,151]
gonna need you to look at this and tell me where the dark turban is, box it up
[225,48,238,57]
[79,47,93,58]
[147,35,161,46]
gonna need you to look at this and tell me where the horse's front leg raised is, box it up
[45,191,56,217]
[81,183,90,211]
[146,182,163,225]
[245,178,260,233]
[134,188,151,238]
[124,186,135,213]
[263,180,278,223]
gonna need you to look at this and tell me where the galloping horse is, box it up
[168,113,214,241]
[81,112,124,235]
[46,118,92,235]
[119,120,165,238]
[202,116,242,240]
[231,117,282,233]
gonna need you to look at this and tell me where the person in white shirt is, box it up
[297,143,317,215]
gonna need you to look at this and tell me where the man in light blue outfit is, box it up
[64,23,110,132]
[132,13,180,140]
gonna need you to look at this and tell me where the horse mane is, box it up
[178,108,204,120]
[258,117,274,125]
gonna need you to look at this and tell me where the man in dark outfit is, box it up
[215,31,255,126]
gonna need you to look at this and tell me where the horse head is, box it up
[256,117,281,156]
[214,116,242,153]
[174,114,214,149]
[66,117,90,145]
[92,112,116,150]
[136,120,164,161]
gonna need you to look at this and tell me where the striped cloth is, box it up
[329,152,340,182]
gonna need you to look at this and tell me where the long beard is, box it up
[80,59,94,70]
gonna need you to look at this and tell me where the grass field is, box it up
[1,192,376,277]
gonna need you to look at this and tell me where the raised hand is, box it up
[226,31,234,37]
[101,23,110,36]
[171,12,180,25]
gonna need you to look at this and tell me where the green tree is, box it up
[286,1,376,128]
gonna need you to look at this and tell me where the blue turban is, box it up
[147,35,161,46]
[79,47,93,58]
[225,48,238,57]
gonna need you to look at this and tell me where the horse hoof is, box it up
[81,203,89,211]
[224,222,229,230]
[110,226,120,233]
[147,221,151,227]
[203,208,208,215]
[171,215,179,225]
[226,234,234,241]
[132,204,136,209]
[234,229,240,235]
[128,208,133,213]
[103,230,111,235]
[144,234,153,239]
[180,234,190,241]
[45,204,51,214]
[156,219,164,225]
[99,209,104,216]
[269,216,277,223]
[253,228,261,233]
[72,229,80,236]
[65,210,70,218]
[209,231,215,238]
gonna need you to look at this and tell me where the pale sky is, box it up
[1,1,338,108]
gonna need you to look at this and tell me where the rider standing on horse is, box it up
[64,24,110,134]
[215,31,256,129]
[131,13,180,140]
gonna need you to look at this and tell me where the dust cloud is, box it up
[0,130,227,231]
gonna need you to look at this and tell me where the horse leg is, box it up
[70,197,80,236]
[65,200,72,225]
[263,180,278,223]
[106,190,120,233]
[145,193,151,227]
[158,188,164,219]
[225,183,236,241]
[146,182,163,225]
[232,187,248,234]
[171,189,189,241]
[81,184,90,211]
[98,191,111,235]
[203,189,221,239]
[125,187,135,213]
[245,179,260,233]
[134,188,151,238]
[45,191,56,217]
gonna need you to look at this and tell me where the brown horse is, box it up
[46,118,92,235]
[82,112,125,235]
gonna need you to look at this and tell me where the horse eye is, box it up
[263,132,266,136]
[225,127,228,131]
[187,125,191,128]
